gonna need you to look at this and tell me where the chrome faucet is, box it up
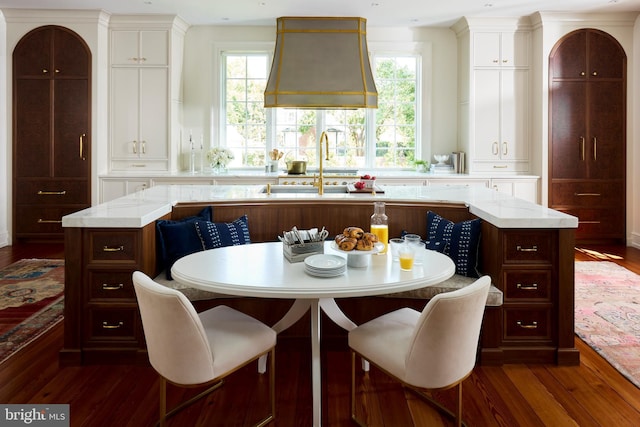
[314,131,330,195]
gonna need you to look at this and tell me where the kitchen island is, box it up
[61,184,579,366]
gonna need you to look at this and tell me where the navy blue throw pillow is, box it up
[426,211,481,277]
[194,215,251,250]
[156,206,212,280]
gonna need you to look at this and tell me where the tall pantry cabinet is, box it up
[109,16,187,172]
[549,29,626,243]
[453,17,531,174]
[12,26,91,241]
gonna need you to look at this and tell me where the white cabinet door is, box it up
[473,69,529,166]
[473,69,501,161]
[111,30,168,66]
[500,69,528,162]
[491,178,538,204]
[110,68,169,170]
[100,178,150,203]
[473,31,529,67]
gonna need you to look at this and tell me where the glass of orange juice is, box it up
[398,243,415,271]
[370,224,388,254]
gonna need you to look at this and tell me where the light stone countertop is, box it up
[62,184,578,229]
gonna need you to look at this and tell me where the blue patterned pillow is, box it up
[156,206,212,280]
[426,211,481,277]
[194,215,251,250]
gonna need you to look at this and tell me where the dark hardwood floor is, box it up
[1,242,639,426]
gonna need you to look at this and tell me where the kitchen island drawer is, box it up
[503,231,554,264]
[503,270,552,301]
[86,308,139,343]
[503,307,552,340]
[88,271,136,300]
[87,231,139,263]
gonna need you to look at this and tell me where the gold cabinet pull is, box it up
[580,71,585,76]
[132,140,137,154]
[592,71,598,76]
[38,190,66,195]
[517,321,538,329]
[517,283,538,290]
[102,245,125,252]
[574,193,601,197]
[516,245,538,252]
[80,133,86,160]
[502,141,508,156]
[579,136,585,161]
[102,283,124,291]
[492,141,499,155]
[42,69,49,74]
[493,165,508,169]
[141,140,146,154]
[593,136,597,161]
[37,219,62,224]
[102,321,124,329]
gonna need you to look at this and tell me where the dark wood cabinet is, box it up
[549,29,626,243]
[13,26,91,241]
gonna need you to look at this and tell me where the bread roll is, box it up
[339,237,357,251]
[344,226,364,239]
[356,239,374,251]
[362,232,378,243]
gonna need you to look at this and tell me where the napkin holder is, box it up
[283,241,324,263]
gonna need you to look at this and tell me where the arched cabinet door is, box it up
[549,28,626,243]
[13,26,91,241]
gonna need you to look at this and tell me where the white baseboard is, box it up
[0,231,8,248]
[629,232,640,249]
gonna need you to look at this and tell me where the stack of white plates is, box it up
[304,254,346,277]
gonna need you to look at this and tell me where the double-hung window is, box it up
[221,51,420,169]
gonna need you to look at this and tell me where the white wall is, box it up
[180,25,459,168]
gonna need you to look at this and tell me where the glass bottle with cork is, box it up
[370,201,388,254]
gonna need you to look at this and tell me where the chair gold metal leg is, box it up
[408,383,468,427]
[159,377,166,427]
[456,383,462,427]
[350,351,367,427]
[156,377,224,426]
[255,348,276,427]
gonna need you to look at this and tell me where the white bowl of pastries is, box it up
[333,227,383,267]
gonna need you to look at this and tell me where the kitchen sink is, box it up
[262,185,349,194]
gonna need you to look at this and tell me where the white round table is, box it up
[171,241,455,427]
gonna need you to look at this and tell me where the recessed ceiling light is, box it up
[484,3,493,7]
[144,1,152,4]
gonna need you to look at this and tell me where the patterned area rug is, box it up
[0,259,64,364]
[575,261,640,389]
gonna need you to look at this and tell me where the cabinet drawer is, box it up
[554,208,625,239]
[503,231,554,264]
[16,179,89,204]
[504,308,552,340]
[87,308,138,342]
[551,181,623,207]
[88,271,136,300]
[87,231,139,263]
[504,270,552,301]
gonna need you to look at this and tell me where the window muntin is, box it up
[221,52,419,169]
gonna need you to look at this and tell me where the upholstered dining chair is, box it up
[348,275,491,427]
[132,271,276,427]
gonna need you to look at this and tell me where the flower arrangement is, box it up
[206,147,234,171]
